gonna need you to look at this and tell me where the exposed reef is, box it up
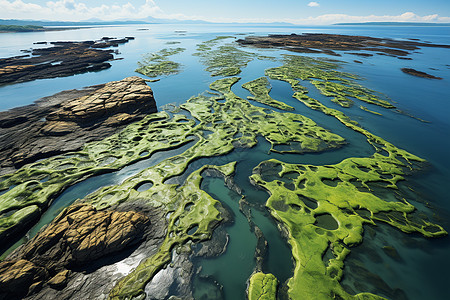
[401,68,443,79]
[237,33,450,58]
[0,76,157,173]
[0,37,133,85]
[135,47,186,77]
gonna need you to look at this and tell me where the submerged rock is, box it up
[0,76,157,173]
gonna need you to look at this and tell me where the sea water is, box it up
[0,24,449,299]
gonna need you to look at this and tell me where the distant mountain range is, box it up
[0,18,296,27]
[335,22,450,26]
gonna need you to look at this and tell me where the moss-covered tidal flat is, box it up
[0,35,447,300]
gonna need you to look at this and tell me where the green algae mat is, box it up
[0,35,447,300]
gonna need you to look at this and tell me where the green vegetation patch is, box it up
[194,36,257,76]
[250,58,447,298]
[360,105,383,116]
[248,272,278,300]
[135,47,186,77]
[265,55,395,110]
[242,77,294,111]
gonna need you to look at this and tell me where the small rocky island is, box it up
[401,67,443,79]
[0,37,134,85]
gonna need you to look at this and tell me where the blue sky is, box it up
[1,0,449,24]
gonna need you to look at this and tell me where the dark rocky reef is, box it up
[0,203,154,300]
[0,37,133,85]
[237,33,450,58]
[0,76,157,174]
[401,68,443,79]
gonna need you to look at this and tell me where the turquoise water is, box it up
[0,24,449,299]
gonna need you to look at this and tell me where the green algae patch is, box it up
[136,47,186,77]
[248,272,278,300]
[194,37,258,77]
[265,55,395,110]
[251,156,446,299]
[250,80,446,299]
[242,77,294,111]
[360,105,383,116]
[240,53,449,300]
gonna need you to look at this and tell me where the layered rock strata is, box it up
[0,76,157,173]
[0,204,151,300]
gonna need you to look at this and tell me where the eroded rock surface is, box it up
[0,37,133,85]
[0,204,151,299]
[237,33,450,58]
[0,76,157,173]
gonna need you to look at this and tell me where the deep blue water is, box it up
[0,24,449,299]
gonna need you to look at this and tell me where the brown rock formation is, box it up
[0,204,150,299]
[0,37,133,86]
[237,33,450,58]
[0,76,157,174]
[401,68,443,79]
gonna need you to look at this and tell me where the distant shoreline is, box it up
[0,25,89,33]
[335,22,450,26]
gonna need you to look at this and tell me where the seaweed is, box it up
[135,47,186,77]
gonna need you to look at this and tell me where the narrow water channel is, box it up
[195,176,257,299]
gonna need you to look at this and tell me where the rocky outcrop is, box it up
[21,202,167,300]
[237,33,450,58]
[0,37,133,85]
[0,76,157,174]
[0,204,150,299]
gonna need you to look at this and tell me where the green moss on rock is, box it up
[248,272,278,300]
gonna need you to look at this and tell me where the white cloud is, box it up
[0,0,181,21]
[293,11,446,24]
[308,2,320,7]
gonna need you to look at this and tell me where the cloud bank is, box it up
[0,0,183,21]
[0,1,448,25]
